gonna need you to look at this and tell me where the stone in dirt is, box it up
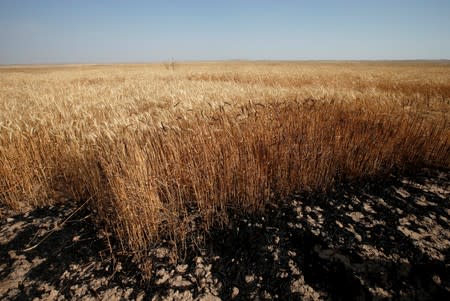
[231,286,239,299]
[175,264,188,273]
[347,211,364,223]
[197,293,221,301]
[244,274,255,283]
[169,275,192,288]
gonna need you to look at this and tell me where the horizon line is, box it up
[2,58,450,67]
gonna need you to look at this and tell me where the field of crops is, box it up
[1,61,449,278]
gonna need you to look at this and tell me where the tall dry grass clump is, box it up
[1,62,449,276]
[93,102,449,265]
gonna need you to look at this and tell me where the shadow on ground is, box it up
[206,167,450,300]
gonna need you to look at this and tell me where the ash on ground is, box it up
[1,167,449,300]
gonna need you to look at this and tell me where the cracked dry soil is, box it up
[1,167,449,300]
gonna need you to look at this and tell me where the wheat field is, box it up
[1,61,449,275]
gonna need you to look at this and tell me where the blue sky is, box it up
[0,0,449,64]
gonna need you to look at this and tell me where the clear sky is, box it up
[0,0,449,64]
